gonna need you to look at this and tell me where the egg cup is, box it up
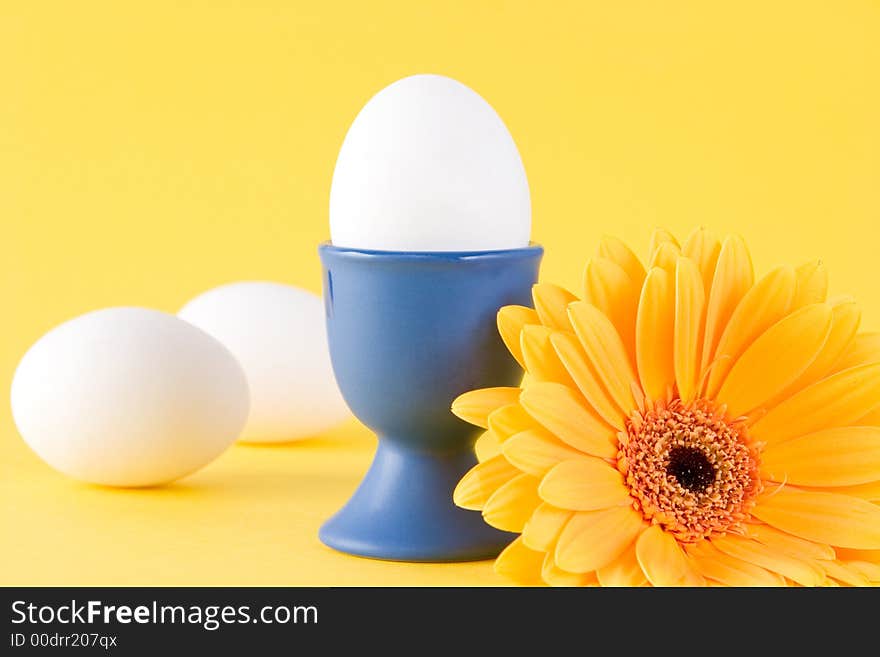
[318,242,543,561]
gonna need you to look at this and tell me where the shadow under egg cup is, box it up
[318,242,543,562]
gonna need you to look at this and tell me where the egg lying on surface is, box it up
[179,281,349,443]
[329,73,531,252]
[11,307,250,487]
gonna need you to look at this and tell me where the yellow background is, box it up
[2,0,879,585]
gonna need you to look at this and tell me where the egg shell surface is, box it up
[11,307,250,487]
[179,281,349,443]
[329,74,531,252]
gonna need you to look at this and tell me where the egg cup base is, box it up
[319,440,513,562]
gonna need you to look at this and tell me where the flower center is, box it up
[667,445,715,493]
[619,399,762,542]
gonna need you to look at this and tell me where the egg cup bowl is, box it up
[318,242,543,562]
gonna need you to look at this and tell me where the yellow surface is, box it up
[1,1,879,585]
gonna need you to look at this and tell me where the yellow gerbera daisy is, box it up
[452,227,880,587]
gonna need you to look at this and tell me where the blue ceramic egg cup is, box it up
[318,242,543,562]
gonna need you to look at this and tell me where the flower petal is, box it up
[551,332,627,429]
[452,387,521,429]
[817,559,869,586]
[716,303,833,418]
[786,298,861,393]
[700,235,754,375]
[636,267,676,402]
[583,257,640,366]
[636,525,705,586]
[539,458,632,511]
[751,487,880,549]
[555,507,644,573]
[749,362,880,446]
[650,241,681,273]
[674,257,707,402]
[519,382,618,458]
[760,426,880,487]
[474,430,502,462]
[567,302,638,414]
[704,265,796,398]
[857,405,880,425]
[542,549,599,587]
[494,537,545,585]
[792,260,829,308]
[483,473,542,533]
[502,429,585,477]
[710,534,825,586]
[453,454,521,510]
[597,234,647,287]
[806,480,880,502]
[846,560,880,583]
[596,546,648,586]
[835,547,880,563]
[497,305,539,370]
[521,324,577,386]
[686,540,786,586]
[532,283,578,332]
[834,332,880,370]
[682,226,721,294]
[743,523,836,561]
[648,227,680,263]
[522,502,573,552]
[488,403,540,441]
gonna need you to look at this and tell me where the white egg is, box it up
[11,307,249,487]
[178,281,349,443]
[329,74,531,252]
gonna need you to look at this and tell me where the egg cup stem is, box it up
[320,439,509,561]
[318,242,542,562]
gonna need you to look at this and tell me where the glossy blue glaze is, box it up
[318,242,543,562]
